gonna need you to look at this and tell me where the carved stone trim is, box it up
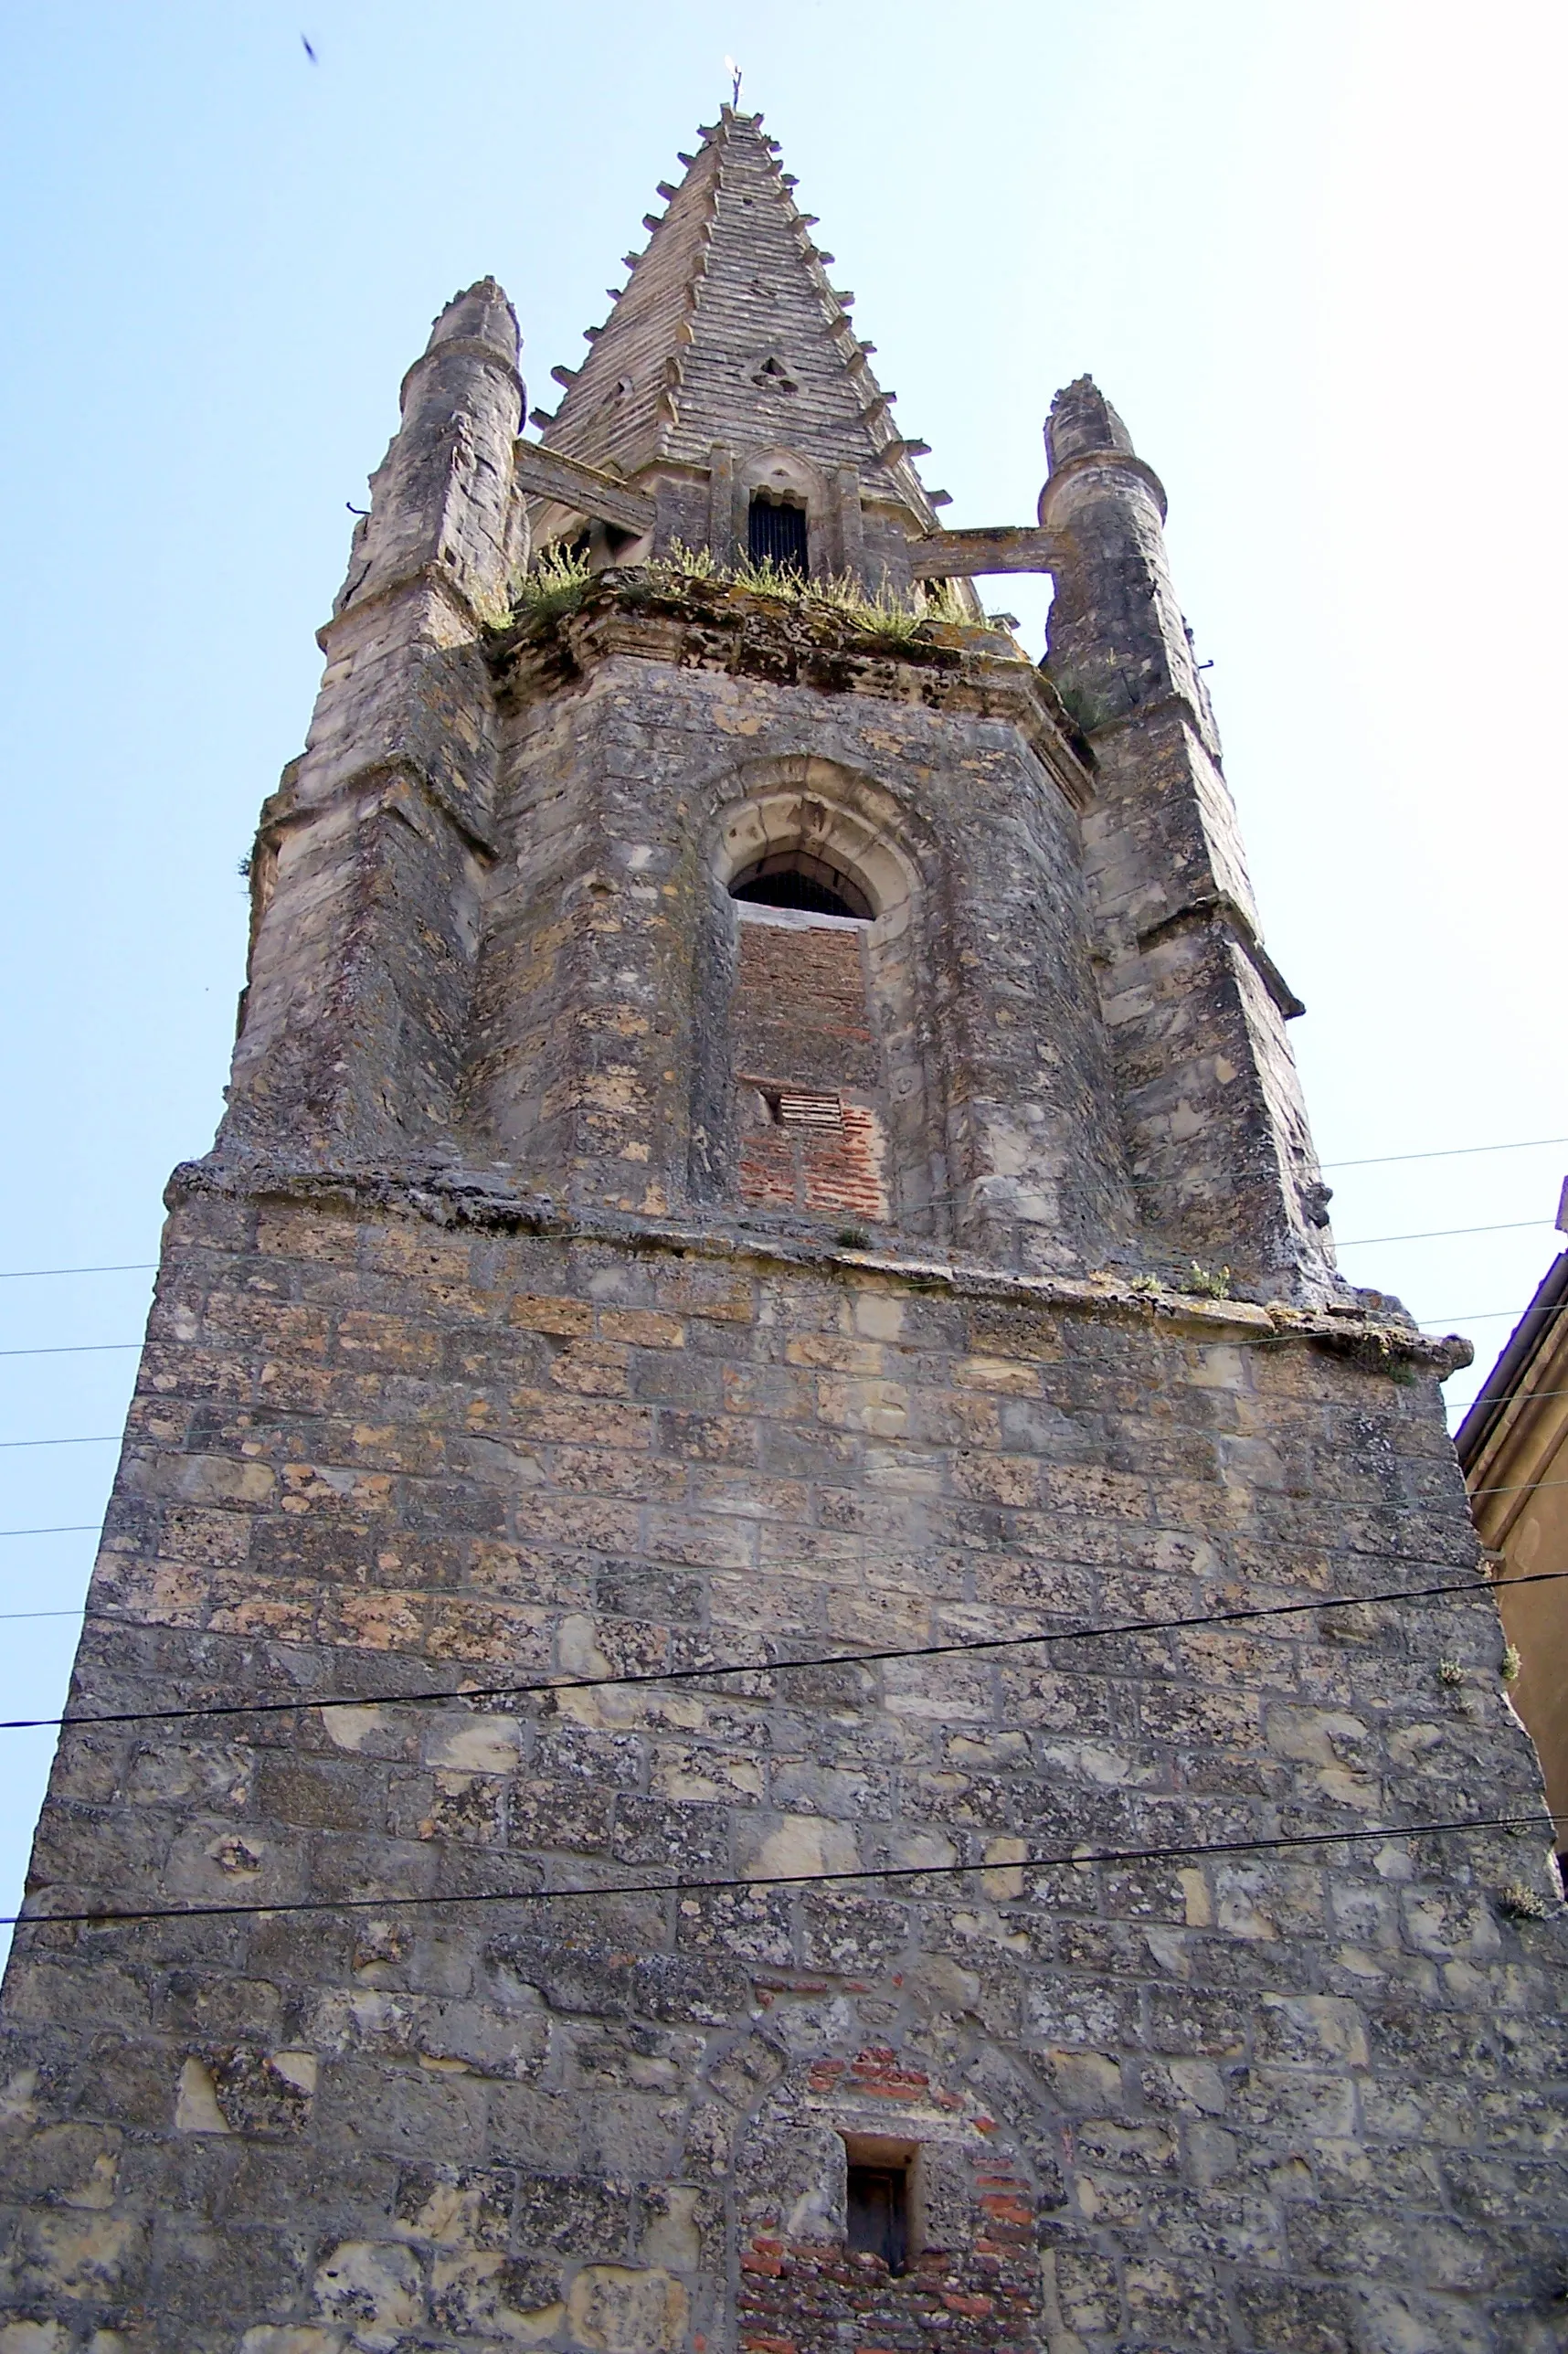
[512,440,657,534]
[1135,890,1306,1020]
[906,525,1065,579]
[491,573,1096,812]
[167,1156,1467,1373]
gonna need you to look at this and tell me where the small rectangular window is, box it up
[846,2162,908,2275]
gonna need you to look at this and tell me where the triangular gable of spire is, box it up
[535,109,935,528]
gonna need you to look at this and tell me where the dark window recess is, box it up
[748,493,809,576]
[730,852,873,921]
[847,2164,908,2275]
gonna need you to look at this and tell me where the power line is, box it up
[0,1486,1556,1564]
[0,1436,119,1452]
[8,1806,1555,1934]
[9,1379,1568,1460]
[0,1264,154,1283]
[0,1304,1543,1364]
[0,1147,1555,1284]
[1322,1136,1568,1172]
[0,1343,140,1360]
[6,1565,1550,1739]
[0,1527,100,1541]
[0,1610,84,1624]
[1450,1373,1568,1409]
[11,1375,1568,1461]
[1447,1379,1568,1409]
[1425,1309,1552,1328]
[0,1140,1550,1288]
[1424,1297,1568,1330]
[1337,1219,1556,1247]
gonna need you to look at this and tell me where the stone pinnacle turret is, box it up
[226,280,526,1159]
[341,278,527,624]
[1041,376,1334,1288]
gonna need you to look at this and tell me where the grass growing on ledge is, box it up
[644,541,996,646]
[509,537,1019,651]
[511,542,594,623]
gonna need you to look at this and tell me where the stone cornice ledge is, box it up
[169,1158,1471,1376]
[491,573,1097,810]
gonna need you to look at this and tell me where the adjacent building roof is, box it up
[1456,1248,1568,1475]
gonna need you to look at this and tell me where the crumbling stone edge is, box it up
[170,1156,1473,1378]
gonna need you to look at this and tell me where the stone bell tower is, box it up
[4,105,1565,2354]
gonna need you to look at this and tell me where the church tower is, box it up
[4,108,1564,2353]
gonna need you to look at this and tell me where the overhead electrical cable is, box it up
[0,1436,121,1451]
[1424,1306,1565,1328]
[12,1379,1568,1456]
[12,1373,1568,1459]
[1336,1219,1557,1246]
[1,1469,1563,1562]
[0,1343,141,1360]
[2,1564,1556,1738]
[0,1264,154,1283]
[0,1527,102,1541]
[1321,1136,1568,1171]
[6,1806,1557,1934]
[0,1304,1546,1364]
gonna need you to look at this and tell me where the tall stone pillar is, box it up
[1042,379,1335,1295]
[226,281,526,1161]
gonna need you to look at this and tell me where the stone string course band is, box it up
[2,101,1564,2354]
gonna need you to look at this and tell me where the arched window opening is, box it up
[730,851,872,922]
[748,491,809,577]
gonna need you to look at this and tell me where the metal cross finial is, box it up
[725,54,743,108]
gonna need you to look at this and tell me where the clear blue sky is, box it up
[1,2,1563,1946]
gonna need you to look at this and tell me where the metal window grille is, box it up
[748,495,809,575]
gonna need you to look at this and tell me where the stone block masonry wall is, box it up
[2,1177,1564,2350]
[472,590,1140,1270]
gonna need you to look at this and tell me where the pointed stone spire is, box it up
[535,111,936,573]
